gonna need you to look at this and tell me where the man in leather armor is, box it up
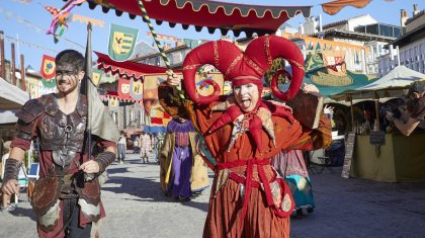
[1,50,118,238]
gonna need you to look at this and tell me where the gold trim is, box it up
[225,54,243,77]
[264,36,272,67]
[243,55,264,76]
[214,41,219,69]
[183,64,202,70]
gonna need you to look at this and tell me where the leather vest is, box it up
[37,94,88,152]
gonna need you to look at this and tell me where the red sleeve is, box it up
[10,137,32,151]
[98,140,117,148]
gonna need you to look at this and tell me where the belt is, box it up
[215,158,275,228]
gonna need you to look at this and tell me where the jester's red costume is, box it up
[159,35,332,238]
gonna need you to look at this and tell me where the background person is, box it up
[139,131,152,163]
[117,131,127,164]
[386,81,425,136]
[1,141,15,212]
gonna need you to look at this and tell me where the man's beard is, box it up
[57,80,79,94]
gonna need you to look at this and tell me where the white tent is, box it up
[0,77,29,110]
[357,66,425,91]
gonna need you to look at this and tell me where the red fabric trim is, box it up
[215,158,275,226]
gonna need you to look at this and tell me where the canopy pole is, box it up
[137,0,185,100]
[349,94,355,133]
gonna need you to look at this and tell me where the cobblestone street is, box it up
[1,152,425,238]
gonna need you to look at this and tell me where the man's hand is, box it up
[1,179,19,196]
[166,70,181,86]
[80,160,100,174]
[386,111,395,122]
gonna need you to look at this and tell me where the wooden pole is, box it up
[11,42,16,85]
[350,95,355,133]
[0,31,5,79]
[20,54,26,91]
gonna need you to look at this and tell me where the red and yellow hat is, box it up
[182,35,305,105]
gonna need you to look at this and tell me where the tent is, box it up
[356,65,425,91]
[80,0,312,37]
[0,77,29,110]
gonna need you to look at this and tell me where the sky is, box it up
[0,0,422,71]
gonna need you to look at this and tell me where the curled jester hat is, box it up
[182,35,305,153]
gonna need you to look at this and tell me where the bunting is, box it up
[146,32,177,42]
[117,79,132,100]
[40,55,56,80]
[130,78,144,100]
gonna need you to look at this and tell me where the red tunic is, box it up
[160,86,332,238]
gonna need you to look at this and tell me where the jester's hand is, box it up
[166,72,181,86]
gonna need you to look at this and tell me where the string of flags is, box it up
[0,7,84,50]
[4,35,58,53]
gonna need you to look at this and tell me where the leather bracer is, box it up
[95,151,116,172]
[3,158,22,183]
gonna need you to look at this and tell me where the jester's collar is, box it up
[208,97,294,153]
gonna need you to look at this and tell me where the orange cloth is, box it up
[322,0,393,15]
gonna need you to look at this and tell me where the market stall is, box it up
[0,77,30,141]
[332,67,425,182]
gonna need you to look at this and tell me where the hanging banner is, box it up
[92,68,103,86]
[108,23,139,62]
[41,78,57,88]
[143,75,161,99]
[40,55,56,79]
[130,78,143,100]
[117,79,132,99]
[108,97,119,111]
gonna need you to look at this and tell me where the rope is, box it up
[137,0,185,100]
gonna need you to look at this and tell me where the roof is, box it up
[316,29,397,43]
[393,24,425,48]
[0,77,29,110]
[357,65,425,91]
[79,0,312,37]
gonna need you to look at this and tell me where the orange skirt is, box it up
[203,178,290,238]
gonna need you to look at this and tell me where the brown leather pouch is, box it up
[75,172,101,206]
[31,176,63,216]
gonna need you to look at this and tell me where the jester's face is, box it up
[233,83,259,113]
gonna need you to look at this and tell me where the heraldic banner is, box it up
[108,23,139,62]
[40,55,56,80]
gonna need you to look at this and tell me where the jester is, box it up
[159,35,332,238]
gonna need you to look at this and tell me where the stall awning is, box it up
[96,51,181,80]
[83,0,312,37]
[0,77,30,110]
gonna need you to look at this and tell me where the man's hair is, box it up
[55,49,84,72]
[407,81,425,98]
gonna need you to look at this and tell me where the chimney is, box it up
[413,4,419,16]
[400,9,408,34]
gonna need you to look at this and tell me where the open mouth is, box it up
[241,98,251,109]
